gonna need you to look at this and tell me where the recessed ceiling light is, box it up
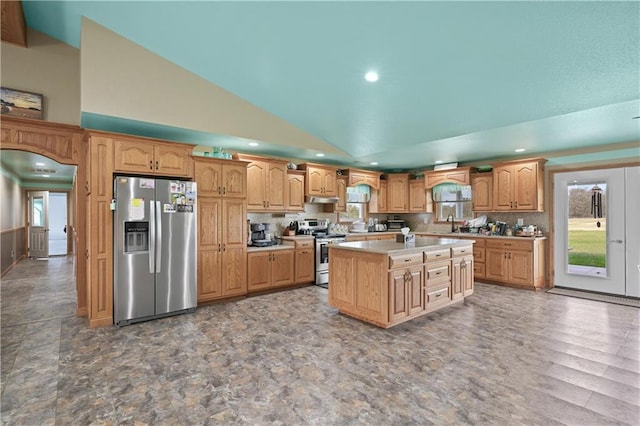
[316,153,325,157]
[35,162,45,166]
[370,162,378,166]
[364,71,379,82]
[434,160,443,164]
[515,148,526,153]
[42,174,50,178]
[248,142,259,147]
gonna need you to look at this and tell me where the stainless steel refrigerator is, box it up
[113,176,197,326]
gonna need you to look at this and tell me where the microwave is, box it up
[385,219,405,230]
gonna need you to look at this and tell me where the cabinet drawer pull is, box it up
[435,293,442,298]
[435,254,442,257]
[404,259,411,262]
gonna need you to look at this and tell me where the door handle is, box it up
[608,240,623,244]
[155,201,162,273]
[149,199,156,273]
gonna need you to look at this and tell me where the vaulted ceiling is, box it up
[15,1,640,170]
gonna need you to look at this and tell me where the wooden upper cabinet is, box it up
[235,154,287,211]
[194,158,247,198]
[370,181,388,213]
[343,169,381,190]
[300,163,338,197]
[113,138,193,177]
[387,173,409,212]
[424,167,473,189]
[471,174,493,211]
[335,176,347,212]
[492,158,545,211]
[409,179,428,212]
[286,171,305,212]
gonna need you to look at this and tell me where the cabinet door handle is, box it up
[155,160,159,170]
[515,201,518,208]
[149,161,153,170]
[508,252,512,259]
[223,186,226,195]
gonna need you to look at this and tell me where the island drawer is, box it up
[389,253,423,269]
[424,249,450,262]
[295,239,314,249]
[451,245,473,257]
[425,283,451,309]
[486,239,531,251]
[425,260,451,285]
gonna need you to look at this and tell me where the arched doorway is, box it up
[0,117,87,316]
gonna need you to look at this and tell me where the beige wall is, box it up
[0,171,25,231]
[1,29,80,125]
[80,18,344,155]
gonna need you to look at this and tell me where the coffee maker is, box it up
[250,223,275,247]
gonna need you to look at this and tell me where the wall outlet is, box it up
[423,217,430,224]
[10,249,15,258]
[517,218,524,226]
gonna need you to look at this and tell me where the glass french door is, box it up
[553,168,627,295]
[29,191,50,258]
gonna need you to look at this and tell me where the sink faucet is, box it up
[446,214,456,233]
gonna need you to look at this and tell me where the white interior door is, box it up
[29,191,49,258]
[554,168,626,295]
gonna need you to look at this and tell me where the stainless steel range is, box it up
[295,219,346,287]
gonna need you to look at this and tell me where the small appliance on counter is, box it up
[250,223,276,247]
[385,219,405,230]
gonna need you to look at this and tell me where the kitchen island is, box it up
[328,237,475,328]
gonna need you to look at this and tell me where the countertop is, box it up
[331,237,473,255]
[247,243,294,253]
[416,231,546,241]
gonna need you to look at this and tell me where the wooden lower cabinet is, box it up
[247,249,295,291]
[452,255,474,300]
[389,266,424,322]
[329,243,473,328]
[197,198,247,302]
[294,239,315,284]
[485,238,545,288]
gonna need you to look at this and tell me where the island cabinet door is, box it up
[389,266,424,322]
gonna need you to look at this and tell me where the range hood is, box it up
[306,196,339,204]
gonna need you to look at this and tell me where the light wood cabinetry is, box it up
[389,265,424,322]
[452,253,474,300]
[471,174,493,211]
[334,176,347,212]
[485,238,545,289]
[342,169,381,190]
[409,179,430,212]
[247,249,295,291]
[294,238,315,284]
[194,158,247,198]
[286,170,305,212]
[424,167,473,188]
[387,173,409,212]
[492,158,545,211]
[235,154,288,211]
[369,180,388,213]
[195,157,247,303]
[345,233,396,242]
[114,137,193,177]
[329,241,473,328]
[85,133,116,327]
[299,163,338,197]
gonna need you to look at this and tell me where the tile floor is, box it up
[1,257,639,425]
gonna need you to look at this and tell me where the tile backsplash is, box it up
[248,204,548,236]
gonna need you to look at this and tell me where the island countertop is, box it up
[333,237,474,255]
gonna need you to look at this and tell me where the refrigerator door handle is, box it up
[149,199,156,274]
[156,200,162,273]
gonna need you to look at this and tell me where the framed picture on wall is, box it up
[1,87,43,120]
